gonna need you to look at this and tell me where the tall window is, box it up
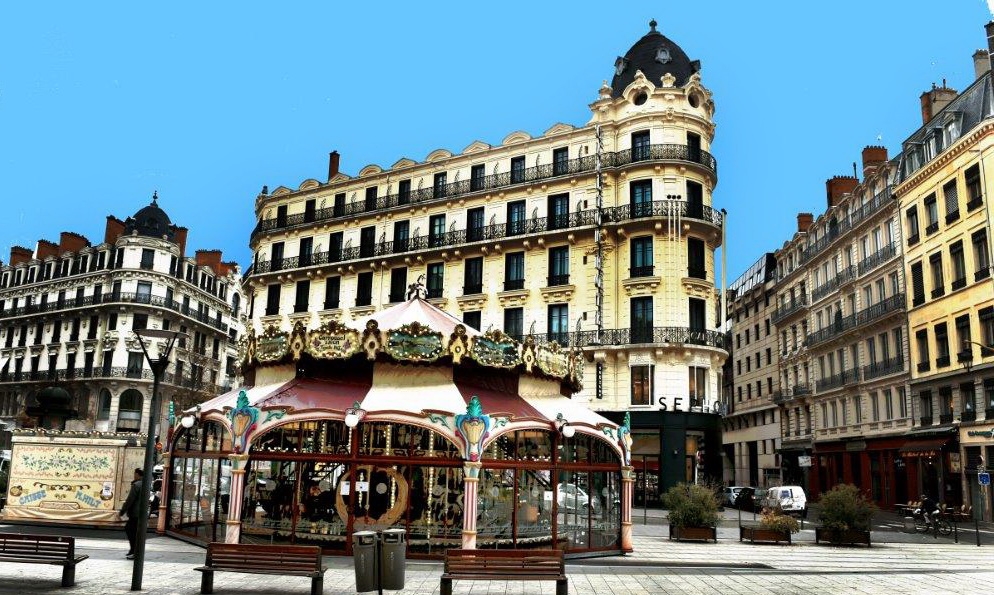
[365,186,377,211]
[631,365,653,405]
[393,221,410,252]
[929,252,944,298]
[333,192,346,216]
[955,314,971,362]
[276,204,288,227]
[270,242,285,271]
[686,181,703,218]
[398,179,411,204]
[689,366,707,408]
[299,236,313,266]
[140,249,155,270]
[356,272,373,307]
[924,194,938,232]
[688,298,706,332]
[630,236,653,277]
[294,280,310,313]
[324,276,340,310]
[464,257,483,294]
[466,207,485,242]
[429,214,446,247]
[910,261,925,306]
[265,284,281,316]
[950,240,966,289]
[433,172,447,198]
[973,229,990,280]
[426,263,444,299]
[304,198,316,223]
[548,193,569,230]
[360,226,376,257]
[503,308,523,340]
[136,281,152,303]
[462,311,481,331]
[389,267,407,303]
[507,200,526,236]
[935,322,950,367]
[504,252,525,290]
[510,156,526,184]
[687,238,706,279]
[630,180,652,216]
[548,247,569,286]
[915,329,929,371]
[470,165,485,192]
[553,147,569,176]
[980,307,994,352]
[943,179,959,223]
[548,304,568,345]
[965,164,982,209]
[631,297,653,343]
[631,130,650,161]
[329,231,344,262]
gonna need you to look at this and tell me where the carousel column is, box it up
[461,462,481,549]
[621,466,635,552]
[225,454,250,544]
[156,451,170,533]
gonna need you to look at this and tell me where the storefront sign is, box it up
[307,323,360,359]
[967,429,994,438]
[798,455,812,467]
[845,441,867,452]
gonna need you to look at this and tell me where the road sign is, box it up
[979,472,991,487]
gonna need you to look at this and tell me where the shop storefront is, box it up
[809,437,909,509]
[960,425,994,521]
[161,296,633,557]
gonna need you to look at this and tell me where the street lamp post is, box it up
[130,328,184,591]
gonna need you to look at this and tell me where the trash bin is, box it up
[379,529,406,590]
[352,531,379,593]
[904,516,915,533]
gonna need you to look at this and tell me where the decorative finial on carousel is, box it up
[407,274,428,300]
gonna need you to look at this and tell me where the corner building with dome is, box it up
[240,20,727,523]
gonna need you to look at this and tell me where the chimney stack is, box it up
[104,216,126,245]
[35,240,59,261]
[920,81,958,125]
[974,49,991,79]
[797,213,814,233]
[328,150,340,180]
[195,249,223,273]
[59,231,89,253]
[861,146,888,175]
[174,227,189,258]
[826,175,858,208]
[9,246,32,266]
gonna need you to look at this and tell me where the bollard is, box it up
[953,516,958,543]
[977,516,982,547]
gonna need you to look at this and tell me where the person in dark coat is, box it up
[119,469,144,559]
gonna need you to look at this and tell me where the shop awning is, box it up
[900,438,949,458]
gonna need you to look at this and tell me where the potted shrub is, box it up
[665,483,719,542]
[740,507,798,544]
[815,484,875,546]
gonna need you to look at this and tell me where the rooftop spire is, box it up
[151,190,158,206]
[649,18,657,32]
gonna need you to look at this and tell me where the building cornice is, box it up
[894,120,994,197]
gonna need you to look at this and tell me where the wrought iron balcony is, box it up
[856,293,905,325]
[251,145,719,242]
[771,295,808,324]
[527,325,727,350]
[862,356,905,381]
[0,366,221,393]
[629,265,655,278]
[610,200,724,227]
[816,368,859,392]
[503,279,524,292]
[857,243,897,277]
[463,284,483,295]
[426,286,443,299]
[806,313,857,347]
[790,383,812,397]
[547,274,570,287]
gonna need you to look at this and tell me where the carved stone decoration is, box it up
[361,320,382,360]
[520,336,538,374]
[306,320,360,360]
[256,325,289,364]
[448,324,470,365]
[468,329,520,369]
[385,322,444,363]
[289,320,307,361]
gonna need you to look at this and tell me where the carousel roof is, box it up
[347,297,481,338]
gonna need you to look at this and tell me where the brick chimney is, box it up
[797,213,814,233]
[35,240,59,260]
[826,176,858,208]
[105,216,126,244]
[196,249,223,273]
[328,150,340,180]
[59,232,90,253]
[861,146,888,175]
[174,227,189,257]
[920,81,958,125]
[9,246,32,266]
[974,49,991,79]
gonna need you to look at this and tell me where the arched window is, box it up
[117,389,144,431]
[97,389,112,420]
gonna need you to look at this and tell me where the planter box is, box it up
[669,524,717,543]
[815,527,871,546]
[740,525,791,544]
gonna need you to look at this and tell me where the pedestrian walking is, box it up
[119,468,144,559]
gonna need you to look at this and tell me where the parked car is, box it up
[765,485,807,517]
[722,486,745,507]
[733,487,761,512]
[752,488,770,511]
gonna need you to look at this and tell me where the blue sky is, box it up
[1,1,991,280]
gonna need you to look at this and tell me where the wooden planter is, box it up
[669,524,717,543]
[815,527,871,546]
[739,525,791,544]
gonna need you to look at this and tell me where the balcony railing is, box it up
[856,293,906,325]
[806,313,857,347]
[503,279,524,292]
[862,356,905,381]
[816,368,860,392]
[547,274,570,287]
[771,295,808,324]
[811,266,856,303]
[251,144,720,242]
[797,187,893,265]
[0,366,221,393]
[463,284,483,295]
[526,325,727,350]
[857,243,897,277]
[630,265,655,278]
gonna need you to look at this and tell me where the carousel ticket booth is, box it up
[161,296,634,558]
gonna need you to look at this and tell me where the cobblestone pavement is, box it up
[1,525,992,594]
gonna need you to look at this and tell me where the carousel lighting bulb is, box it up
[345,412,360,428]
[181,415,196,429]
[561,424,575,439]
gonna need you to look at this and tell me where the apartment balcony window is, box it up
[504,252,524,292]
[470,165,485,192]
[510,156,525,184]
[389,267,408,303]
[140,249,155,271]
[294,280,310,313]
[687,238,706,279]
[630,265,654,278]
[464,257,483,295]
[547,194,569,230]
[631,130,650,161]
[504,278,524,291]
[631,297,653,344]
[630,236,653,279]
[356,272,373,307]
[324,277,340,310]
[548,247,569,287]
[426,263,444,299]
[466,207,484,242]
[506,201,526,236]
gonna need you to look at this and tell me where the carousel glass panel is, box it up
[481,432,516,461]
[515,468,553,549]
[516,430,554,462]
[477,468,515,549]
[172,421,231,453]
[406,465,463,554]
[410,424,460,458]
[293,460,350,553]
[590,469,621,548]
[558,433,591,464]
[300,421,351,455]
[358,422,407,457]
[253,423,303,454]
[241,459,298,545]
[557,470,590,548]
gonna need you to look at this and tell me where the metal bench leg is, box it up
[311,575,323,595]
[61,563,75,588]
[201,570,214,594]
[440,577,452,595]
[557,578,568,595]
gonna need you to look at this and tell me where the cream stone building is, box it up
[244,21,727,500]
[722,254,781,488]
[895,40,994,518]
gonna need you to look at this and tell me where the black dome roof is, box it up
[124,192,176,241]
[610,20,698,98]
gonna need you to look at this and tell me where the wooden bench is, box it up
[194,543,326,595]
[440,549,567,595]
[0,532,88,588]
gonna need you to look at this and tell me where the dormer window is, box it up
[614,56,628,76]
[943,114,962,147]
[655,46,671,64]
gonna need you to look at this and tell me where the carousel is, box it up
[160,286,634,557]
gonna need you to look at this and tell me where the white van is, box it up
[766,486,807,517]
